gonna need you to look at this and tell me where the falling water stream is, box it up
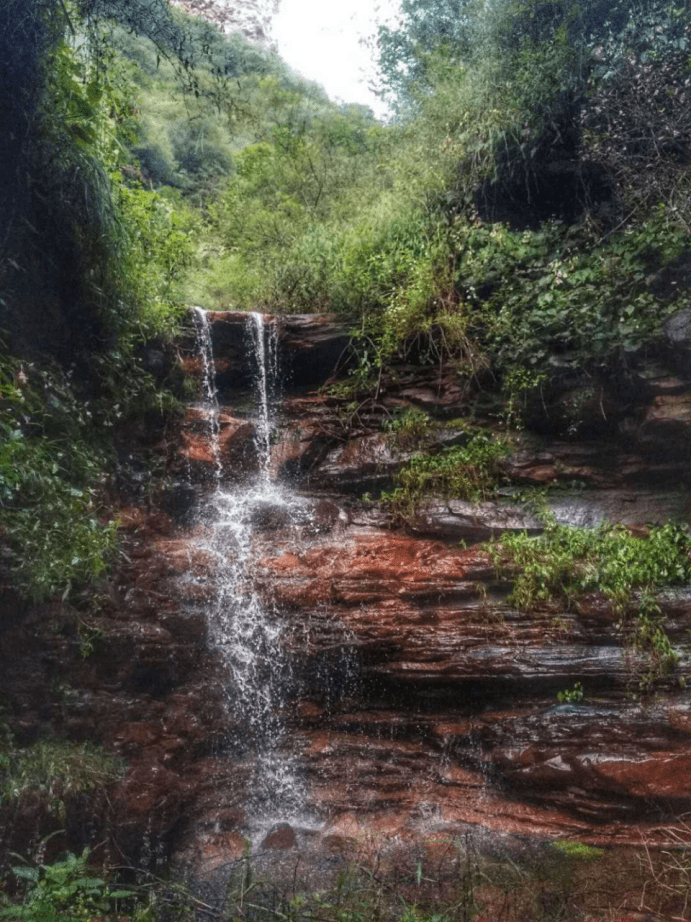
[190,308,312,843]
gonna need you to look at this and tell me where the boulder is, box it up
[261,822,297,850]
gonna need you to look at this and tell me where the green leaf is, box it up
[11,866,39,882]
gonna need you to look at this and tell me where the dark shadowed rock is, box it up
[181,310,353,396]
[279,314,352,388]
[662,308,691,376]
[650,252,692,304]
[249,501,293,531]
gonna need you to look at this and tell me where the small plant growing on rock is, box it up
[556,681,584,704]
[382,431,509,523]
[490,516,690,692]
[383,407,436,451]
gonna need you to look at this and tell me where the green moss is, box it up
[551,840,604,861]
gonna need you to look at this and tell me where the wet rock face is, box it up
[180,311,352,398]
[253,525,689,837]
[261,822,297,850]
[180,312,687,853]
[0,311,688,878]
[278,314,352,388]
[174,406,259,484]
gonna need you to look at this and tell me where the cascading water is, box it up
[189,309,310,839]
[248,311,278,482]
[191,307,222,482]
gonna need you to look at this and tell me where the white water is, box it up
[248,311,278,482]
[191,307,222,483]
[190,309,309,835]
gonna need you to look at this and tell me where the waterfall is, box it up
[189,309,307,839]
[191,307,222,482]
[248,311,278,481]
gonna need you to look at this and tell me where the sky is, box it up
[271,0,401,119]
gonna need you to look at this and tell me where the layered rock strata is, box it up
[0,310,688,886]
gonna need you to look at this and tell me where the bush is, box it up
[382,430,510,522]
[491,516,691,691]
[465,208,690,376]
[0,352,120,602]
[0,849,134,922]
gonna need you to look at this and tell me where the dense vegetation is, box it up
[0,0,688,603]
[492,514,691,692]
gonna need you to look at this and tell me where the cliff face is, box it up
[168,0,279,47]
[0,310,688,919]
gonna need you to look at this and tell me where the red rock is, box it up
[261,822,297,850]
[591,751,690,798]
[173,407,259,482]
[636,393,690,449]
[0,321,689,880]
[197,832,247,873]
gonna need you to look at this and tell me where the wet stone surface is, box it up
[0,310,688,883]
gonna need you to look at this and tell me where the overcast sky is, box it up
[272,0,400,119]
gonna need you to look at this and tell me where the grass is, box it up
[90,831,690,922]
[1,824,689,921]
[0,737,123,819]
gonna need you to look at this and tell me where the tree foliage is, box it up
[376,0,690,117]
[0,0,688,603]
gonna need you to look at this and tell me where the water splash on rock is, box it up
[189,309,310,837]
[191,306,222,483]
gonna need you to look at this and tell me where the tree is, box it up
[376,0,690,118]
[375,0,478,114]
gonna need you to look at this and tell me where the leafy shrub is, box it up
[169,117,232,177]
[0,353,119,602]
[382,430,509,522]
[0,849,134,922]
[469,209,690,376]
[114,180,197,338]
[492,517,691,690]
[0,452,118,603]
[133,143,178,186]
